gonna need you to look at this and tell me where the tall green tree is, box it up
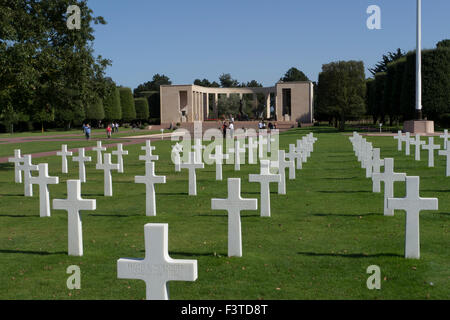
[241,80,263,87]
[436,39,450,49]
[369,48,405,76]
[119,87,136,122]
[134,74,172,95]
[219,73,240,88]
[280,67,309,82]
[85,97,105,126]
[316,61,366,130]
[217,95,240,118]
[0,0,112,131]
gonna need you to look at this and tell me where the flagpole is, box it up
[416,0,422,120]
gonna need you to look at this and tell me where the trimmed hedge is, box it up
[134,97,149,120]
[119,87,136,122]
[369,46,450,123]
[103,87,122,121]
[86,97,105,121]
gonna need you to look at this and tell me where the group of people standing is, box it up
[221,121,234,138]
[82,122,120,140]
[106,122,120,138]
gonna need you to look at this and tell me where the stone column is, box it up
[266,93,271,119]
[253,94,258,117]
[205,93,210,120]
[200,92,204,121]
[214,93,219,119]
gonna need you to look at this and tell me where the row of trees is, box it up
[366,40,450,126]
[315,40,450,130]
[84,86,151,126]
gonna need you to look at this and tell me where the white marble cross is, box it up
[301,137,312,158]
[135,161,166,216]
[56,145,73,174]
[411,134,426,161]
[234,140,246,171]
[208,145,229,181]
[72,148,91,183]
[258,131,269,159]
[192,138,205,164]
[372,158,406,216]
[92,141,106,165]
[371,148,385,175]
[364,147,374,178]
[30,163,59,217]
[247,136,258,165]
[211,178,258,257]
[249,160,281,217]
[171,143,183,172]
[422,137,440,167]
[180,152,204,196]
[356,137,366,162]
[438,147,450,176]
[272,150,295,195]
[140,140,159,162]
[393,131,405,151]
[361,142,373,170]
[117,223,198,300]
[53,180,96,256]
[18,155,38,197]
[296,140,308,163]
[112,143,128,173]
[405,132,414,156]
[8,149,24,183]
[286,144,302,170]
[387,176,438,259]
[440,129,449,150]
[96,153,119,197]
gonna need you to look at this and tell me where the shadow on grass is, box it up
[159,192,189,196]
[312,213,380,217]
[242,191,278,195]
[0,249,66,255]
[197,214,260,218]
[86,214,141,218]
[0,193,25,197]
[321,177,358,180]
[297,251,403,258]
[0,163,14,171]
[0,214,32,218]
[317,190,372,194]
[169,251,226,257]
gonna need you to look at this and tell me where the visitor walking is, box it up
[222,122,228,139]
[106,125,112,138]
[85,124,91,140]
[229,122,235,139]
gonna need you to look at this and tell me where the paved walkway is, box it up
[0,130,175,163]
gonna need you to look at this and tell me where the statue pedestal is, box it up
[403,120,434,134]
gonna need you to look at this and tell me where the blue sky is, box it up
[89,0,450,89]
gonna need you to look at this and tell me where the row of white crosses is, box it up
[350,132,438,259]
[394,130,450,175]
[8,150,96,256]
[116,134,317,300]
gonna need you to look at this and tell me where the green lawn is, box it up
[0,127,448,300]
